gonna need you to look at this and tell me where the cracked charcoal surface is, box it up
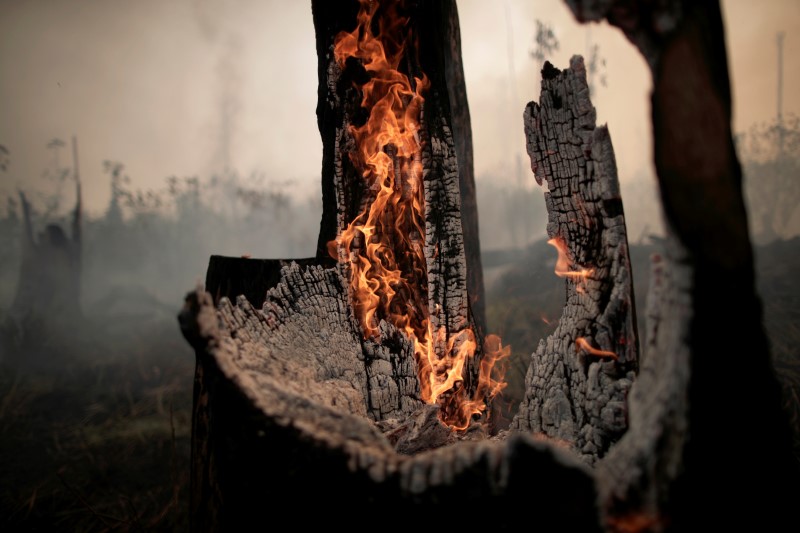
[188,270,598,509]
[595,237,691,518]
[510,56,639,464]
[193,48,481,442]
[216,262,424,423]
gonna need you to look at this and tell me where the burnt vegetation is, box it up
[0,163,320,529]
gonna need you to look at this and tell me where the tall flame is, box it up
[331,0,507,431]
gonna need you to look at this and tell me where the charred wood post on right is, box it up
[180,2,640,529]
[511,57,639,465]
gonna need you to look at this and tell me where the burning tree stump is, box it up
[510,58,638,463]
[180,1,636,530]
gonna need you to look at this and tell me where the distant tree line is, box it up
[0,152,322,316]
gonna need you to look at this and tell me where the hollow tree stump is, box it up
[179,1,637,530]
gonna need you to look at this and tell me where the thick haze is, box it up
[1,0,798,228]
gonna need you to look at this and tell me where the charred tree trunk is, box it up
[511,58,638,464]
[565,1,800,530]
[439,0,485,337]
[312,0,486,336]
[3,137,82,365]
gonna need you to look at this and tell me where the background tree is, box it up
[739,114,800,243]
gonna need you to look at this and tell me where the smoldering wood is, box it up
[180,280,601,530]
[183,58,635,533]
[565,0,800,530]
[510,57,638,464]
[181,1,644,530]
[182,1,507,528]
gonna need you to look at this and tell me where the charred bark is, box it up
[510,57,638,465]
[312,0,485,335]
[180,269,600,529]
[565,0,800,530]
[436,0,486,337]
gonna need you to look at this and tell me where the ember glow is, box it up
[330,0,507,431]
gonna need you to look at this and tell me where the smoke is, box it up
[211,35,244,176]
[190,0,244,176]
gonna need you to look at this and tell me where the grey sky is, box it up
[0,0,798,217]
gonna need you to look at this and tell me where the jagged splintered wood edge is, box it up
[180,54,638,513]
[185,272,597,489]
[182,274,601,526]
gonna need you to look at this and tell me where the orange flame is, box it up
[331,0,507,430]
[547,237,594,281]
[575,337,618,360]
[606,513,664,533]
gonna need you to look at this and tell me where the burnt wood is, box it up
[510,57,639,465]
[180,2,643,530]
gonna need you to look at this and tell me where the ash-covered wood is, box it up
[182,2,518,528]
[181,280,600,529]
[181,1,800,531]
[181,1,644,529]
[595,244,691,529]
[510,56,638,464]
